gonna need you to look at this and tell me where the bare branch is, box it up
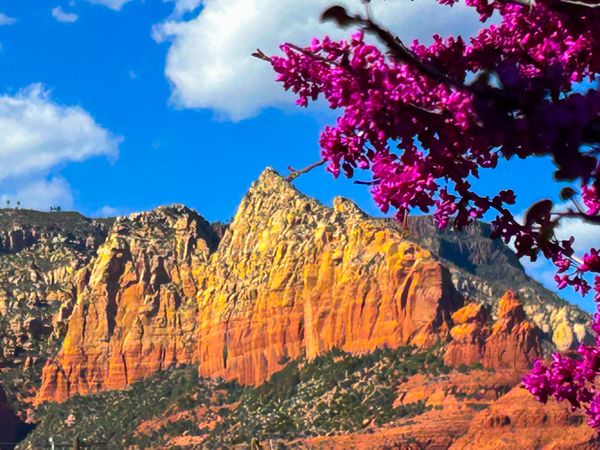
[251,49,271,62]
[287,159,328,181]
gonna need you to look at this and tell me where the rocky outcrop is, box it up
[195,169,461,385]
[483,291,542,370]
[404,216,591,350]
[36,169,462,400]
[0,228,38,254]
[36,206,219,403]
[451,386,599,449]
[444,291,542,371]
[443,303,489,368]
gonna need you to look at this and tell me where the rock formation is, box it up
[483,291,542,370]
[37,170,461,400]
[444,291,542,370]
[451,385,598,449]
[405,216,592,349]
[195,169,461,385]
[36,206,219,402]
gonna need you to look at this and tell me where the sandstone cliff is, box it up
[405,216,592,350]
[34,169,589,402]
[36,206,218,402]
[37,170,461,400]
[444,291,542,370]
[195,169,461,385]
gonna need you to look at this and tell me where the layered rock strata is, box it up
[195,169,461,385]
[36,206,218,402]
[37,170,462,401]
[444,291,542,370]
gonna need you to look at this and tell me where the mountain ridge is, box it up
[0,167,595,449]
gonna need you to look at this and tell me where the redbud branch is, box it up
[354,179,380,185]
[552,211,600,225]
[251,49,271,62]
[286,159,328,181]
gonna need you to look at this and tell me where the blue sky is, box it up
[0,0,596,311]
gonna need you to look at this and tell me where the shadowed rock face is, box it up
[0,384,18,445]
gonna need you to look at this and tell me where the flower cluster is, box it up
[267,0,599,429]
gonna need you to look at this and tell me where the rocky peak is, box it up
[495,290,526,328]
[444,291,542,371]
[195,169,461,385]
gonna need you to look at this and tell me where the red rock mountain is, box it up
[37,169,462,401]
[14,168,594,448]
[444,291,542,370]
[37,207,218,402]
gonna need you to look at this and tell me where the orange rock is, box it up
[35,206,219,403]
[37,169,462,401]
[444,292,542,371]
[444,303,490,367]
[451,386,599,449]
[483,291,542,371]
[195,169,461,385]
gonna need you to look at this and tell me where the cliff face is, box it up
[34,169,587,402]
[0,212,110,368]
[195,169,461,385]
[444,291,542,371]
[13,168,596,449]
[37,170,461,400]
[404,216,591,350]
[36,206,219,402]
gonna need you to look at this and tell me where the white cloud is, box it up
[52,7,79,23]
[86,0,134,11]
[1,177,74,211]
[154,0,483,121]
[96,205,121,216]
[165,0,202,17]
[554,216,599,256]
[0,13,17,26]
[0,83,121,181]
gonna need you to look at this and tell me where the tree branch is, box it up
[287,159,328,181]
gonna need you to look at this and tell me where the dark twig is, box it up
[287,159,327,181]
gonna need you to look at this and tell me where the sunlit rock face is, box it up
[36,169,462,402]
[34,168,588,405]
[444,291,542,371]
[195,169,461,385]
[36,206,218,403]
